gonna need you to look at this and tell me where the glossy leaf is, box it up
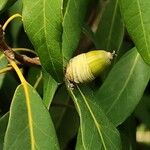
[8,0,23,47]
[75,128,85,150]
[0,0,17,14]
[22,0,63,82]
[120,0,150,64]
[4,84,59,150]
[62,0,90,62]
[0,113,9,149]
[67,85,121,149]
[96,48,150,126]
[43,71,58,109]
[95,0,124,51]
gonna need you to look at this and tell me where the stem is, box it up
[12,48,37,55]
[8,59,36,150]
[2,13,22,31]
[9,59,26,83]
[14,53,41,66]
[0,26,41,66]
[0,15,41,66]
[0,25,15,59]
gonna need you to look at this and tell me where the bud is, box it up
[65,50,115,83]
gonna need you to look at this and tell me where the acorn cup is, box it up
[65,50,115,84]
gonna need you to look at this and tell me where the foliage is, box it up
[0,0,150,149]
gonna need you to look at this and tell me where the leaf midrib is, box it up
[106,0,119,50]
[69,89,87,150]
[136,0,149,57]
[43,0,59,81]
[77,86,107,150]
[22,83,38,150]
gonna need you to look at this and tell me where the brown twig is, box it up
[0,25,41,66]
[0,25,15,59]
[14,53,41,66]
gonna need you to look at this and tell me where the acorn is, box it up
[65,50,115,83]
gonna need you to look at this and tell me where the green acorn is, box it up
[65,50,115,83]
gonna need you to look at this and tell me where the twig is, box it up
[2,13,22,31]
[14,53,41,66]
[0,25,15,59]
[12,48,37,55]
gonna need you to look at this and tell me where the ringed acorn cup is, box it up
[65,50,116,84]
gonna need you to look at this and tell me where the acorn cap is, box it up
[85,50,113,77]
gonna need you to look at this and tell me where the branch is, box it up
[0,25,41,66]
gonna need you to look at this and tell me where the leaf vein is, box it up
[136,0,149,57]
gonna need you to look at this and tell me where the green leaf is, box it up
[8,0,23,47]
[96,48,150,126]
[75,128,85,150]
[67,85,121,149]
[43,71,58,109]
[120,0,150,65]
[0,113,9,150]
[62,0,90,62]
[4,83,59,150]
[22,0,63,82]
[0,0,17,14]
[95,0,124,51]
